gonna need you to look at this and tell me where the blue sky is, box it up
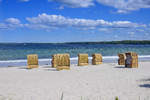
[0,0,150,43]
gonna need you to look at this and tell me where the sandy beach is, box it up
[0,62,150,100]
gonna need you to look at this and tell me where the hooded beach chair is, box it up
[52,54,70,71]
[125,52,138,68]
[92,53,102,65]
[118,53,126,65]
[78,54,88,66]
[27,54,39,69]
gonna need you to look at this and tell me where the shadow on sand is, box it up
[18,66,58,71]
[139,78,150,88]
[114,66,128,69]
[18,67,30,70]
[139,84,150,88]
[140,78,150,81]
[43,68,58,71]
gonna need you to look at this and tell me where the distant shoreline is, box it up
[1,40,150,44]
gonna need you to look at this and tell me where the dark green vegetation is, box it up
[115,97,119,100]
[1,40,150,45]
[66,40,150,45]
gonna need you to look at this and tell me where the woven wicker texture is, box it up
[118,53,126,65]
[92,53,102,65]
[78,54,88,66]
[51,54,70,70]
[125,52,138,68]
[27,54,38,69]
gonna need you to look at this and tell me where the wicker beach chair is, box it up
[51,54,58,68]
[92,53,102,65]
[118,53,126,65]
[51,54,70,71]
[27,54,39,69]
[78,54,88,66]
[125,52,138,68]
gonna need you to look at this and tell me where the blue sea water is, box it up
[0,43,150,67]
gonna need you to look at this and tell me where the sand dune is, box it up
[0,62,150,100]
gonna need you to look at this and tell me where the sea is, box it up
[0,43,150,67]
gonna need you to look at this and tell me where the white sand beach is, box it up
[0,62,150,100]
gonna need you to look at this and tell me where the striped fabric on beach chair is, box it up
[27,54,39,69]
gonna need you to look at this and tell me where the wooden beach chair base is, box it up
[92,62,102,65]
[78,63,88,66]
[56,66,70,71]
[27,65,39,69]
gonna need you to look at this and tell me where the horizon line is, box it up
[0,40,150,44]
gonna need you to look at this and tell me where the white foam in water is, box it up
[0,59,27,63]
[103,56,118,59]
[70,56,118,60]
[139,55,150,58]
[70,57,78,60]
[0,59,51,63]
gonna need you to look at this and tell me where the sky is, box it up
[0,0,150,43]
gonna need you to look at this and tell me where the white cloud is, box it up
[5,18,21,25]
[48,0,94,8]
[98,28,109,32]
[96,0,150,13]
[0,13,147,31]
[26,13,146,30]
[111,21,144,28]
[20,0,29,2]
[129,32,135,35]
[49,0,150,13]
[114,35,118,38]
[0,18,23,29]
[0,23,8,29]
[116,10,128,14]
[58,6,64,10]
